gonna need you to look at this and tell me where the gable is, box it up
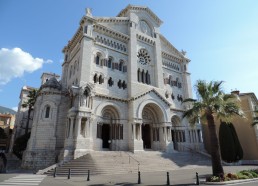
[130,88,170,106]
[117,5,163,27]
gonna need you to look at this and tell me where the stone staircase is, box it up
[45,150,211,176]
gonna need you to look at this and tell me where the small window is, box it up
[117,80,122,89]
[108,57,112,68]
[119,61,123,71]
[93,74,98,83]
[45,106,50,118]
[108,77,113,87]
[96,55,100,65]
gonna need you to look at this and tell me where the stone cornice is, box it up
[62,26,83,53]
[117,5,163,26]
[93,24,130,43]
[38,90,70,97]
[159,34,185,59]
[95,88,171,107]
[95,93,128,103]
[129,88,171,106]
[162,52,183,63]
[170,108,185,112]
[137,34,155,46]
[95,17,129,23]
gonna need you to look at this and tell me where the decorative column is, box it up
[164,127,167,142]
[75,117,82,138]
[86,117,91,138]
[139,123,142,140]
[69,117,74,138]
[133,123,136,140]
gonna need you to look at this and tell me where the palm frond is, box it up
[182,98,197,103]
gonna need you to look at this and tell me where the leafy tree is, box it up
[183,80,243,176]
[12,132,31,159]
[0,128,7,139]
[22,89,37,134]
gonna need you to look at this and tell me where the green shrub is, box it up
[237,172,250,179]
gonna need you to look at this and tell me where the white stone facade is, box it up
[22,5,204,169]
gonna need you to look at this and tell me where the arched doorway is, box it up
[98,106,120,149]
[141,103,164,150]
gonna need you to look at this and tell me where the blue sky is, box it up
[0,0,258,111]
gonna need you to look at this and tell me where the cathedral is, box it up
[21,5,204,169]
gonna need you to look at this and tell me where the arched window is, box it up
[145,71,149,84]
[119,60,124,71]
[45,106,50,118]
[108,57,112,68]
[108,77,113,87]
[137,68,141,82]
[93,74,98,83]
[141,70,145,83]
[99,75,104,84]
[95,54,100,65]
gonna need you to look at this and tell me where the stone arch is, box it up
[95,102,124,121]
[171,115,181,126]
[137,99,168,123]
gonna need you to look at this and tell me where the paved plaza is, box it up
[1,165,258,185]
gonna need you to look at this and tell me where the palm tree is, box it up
[22,89,38,134]
[183,80,243,176]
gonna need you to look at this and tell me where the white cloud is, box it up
[0,48,52,85]
[12,106,18,111]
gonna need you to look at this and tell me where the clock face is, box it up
[137,49,151,65]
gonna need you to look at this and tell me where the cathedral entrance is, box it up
[141,103,165,150]
[97,105,121,150]
[102,124,110,148]
[142,124,151,149]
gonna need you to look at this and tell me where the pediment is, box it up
[117,5,163,26]
[130,88,170,106]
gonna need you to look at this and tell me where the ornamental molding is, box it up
[137,34,155,46]
[95,17,129,23]
[117,5,163,26]
[37,90,70,97]
[63,26,83,53]
[95,93,128,103]
[129,88,171,106]
[159,34,185,59]
[93,24,130,43]
[162,52,183,63]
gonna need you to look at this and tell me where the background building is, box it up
[202,91,258,163]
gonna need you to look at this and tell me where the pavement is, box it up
[1,165,258,185]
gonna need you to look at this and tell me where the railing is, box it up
[111,141,140,172]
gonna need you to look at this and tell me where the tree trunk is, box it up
[25,106,31,134]
[207,114,224,176]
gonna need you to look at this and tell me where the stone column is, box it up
[139,123,142,140]
[168,127,172,142]
[75,117,82,138]
[86,118,91,138]
[133,123,136,140]
[69,117,74,138]
[164,127,167,142]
